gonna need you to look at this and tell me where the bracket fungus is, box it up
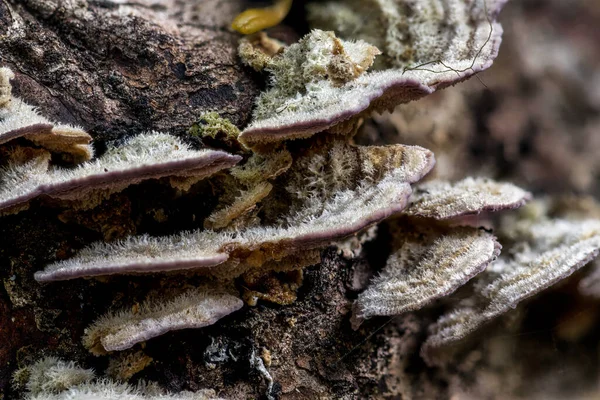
[5,0,598,397]
[12,357,95,396]
[351,176,531,328]
[307,0,505,71]
[82,288,243,355]
[26,384,221,400]
[0,68,93,162]
[422,213,600,364]
[35,142,434,281]
[14,357,221,400]
[0,133,241,214]
[240,0,505,145]
[352,225,500,329]
[404,178,532,220]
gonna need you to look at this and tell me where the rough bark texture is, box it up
[3,0,600,399]
[0,0,259,143]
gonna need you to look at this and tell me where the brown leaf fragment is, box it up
[405,178,531,220]
[352,225,500,329]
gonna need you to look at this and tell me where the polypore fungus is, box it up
[82,288,243,355]
[0,132,241,214]
[352,224,500,329]
[28,383,221,400]
[35,143,434,281]
[14,357,220,400]
[240,0,505,144]
[12,357,94,396]
[308,0,504,70]
[0,68,93,162]
[404,178,532,220]
[351,176,532,328]
[422,214,600,364]
[239,29,381,144]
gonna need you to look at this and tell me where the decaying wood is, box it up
[0,0,259,143]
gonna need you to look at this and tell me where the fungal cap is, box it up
[1,132,241,215]
[240,0,505,144]
[36,144,434,281]
[405,178,532,220]
[83,289,243,354]
[422,218,600,364]
[352,226,500,329]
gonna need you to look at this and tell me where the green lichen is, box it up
[189,112,247,151]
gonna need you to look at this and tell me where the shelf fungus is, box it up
[82,288,243,355]
[422,214,600,365]
[14,357,221,399]
[12,357,95,395]
[240,0,505,145]
[404,178,532,220]
[351,224,501,329]
[351,177,530,328]
[0,68,93,162]
[35,143,434,281]
[27,384,221,400]
[307,0,505,72]
[0,132,241,214]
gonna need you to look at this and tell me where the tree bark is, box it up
[0,0,259,143]
[0,1,412,398]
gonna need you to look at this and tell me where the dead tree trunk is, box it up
[0,1,412,399]
[0,0,259,142]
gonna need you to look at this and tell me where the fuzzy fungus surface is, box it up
[14,357,221,400]
[35,143,434,281]
[352,225,500,329]
[12,357,94,396]
[83,289,243,355]
[240,0,505,144]
[405,177,532,220]
[4,0,600,398]
[0,133,241,214]
[422,214,600,364]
